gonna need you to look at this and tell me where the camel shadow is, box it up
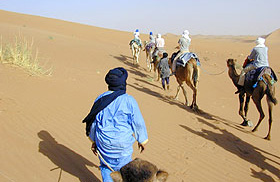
[111,54,139,68]
[128,82,247,133]
[112,54,252,135]
[180,118,280,181]
[38,130,100,182]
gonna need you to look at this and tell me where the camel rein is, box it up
[96,149,115,172]
[200,65,227,75]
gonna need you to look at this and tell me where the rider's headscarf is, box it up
[105,67,128,91]
[182,30,191,42]
[134,29,140,38]
[255,37,265,47]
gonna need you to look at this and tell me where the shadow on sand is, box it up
[113,53,256,134]
[180,118,280,182]
[38,130,100,182]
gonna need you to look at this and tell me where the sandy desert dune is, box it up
[0,10,279,182]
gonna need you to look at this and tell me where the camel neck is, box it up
[228,64,240,85]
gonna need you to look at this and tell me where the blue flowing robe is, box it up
[89,91,148,168]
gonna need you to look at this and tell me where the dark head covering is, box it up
[105,67,128,91]
[162,52,168,58]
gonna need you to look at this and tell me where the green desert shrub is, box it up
[0,35,52,76]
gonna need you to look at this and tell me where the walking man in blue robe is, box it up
[83,67,148,182]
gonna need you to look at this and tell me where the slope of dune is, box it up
[0,10,279,182]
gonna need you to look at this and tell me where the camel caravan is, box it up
[129,30,201,112]
[126,32,278,182]
[129,30,278,140]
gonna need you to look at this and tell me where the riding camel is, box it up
[129,41,141,65]
[226,58,277,140]
[110,158,168,182]
[170,52,200,111]
[143,41,156,71]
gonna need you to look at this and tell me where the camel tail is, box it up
[192,62,200,87]
[264,74,278,105]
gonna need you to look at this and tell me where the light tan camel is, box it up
[110,158,168,182]
[129,41,141,65]
[143,41,156,71]
[170,53,200,111]
[226,58,277,140]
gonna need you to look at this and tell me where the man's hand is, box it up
[138,142,145,153]
[91,142,97,156]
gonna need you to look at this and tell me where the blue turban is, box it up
[105,67,128,91]
[150,32,153,35]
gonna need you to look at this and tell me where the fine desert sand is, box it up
[0,10,279,182]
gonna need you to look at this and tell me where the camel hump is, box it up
[111,158,168,182]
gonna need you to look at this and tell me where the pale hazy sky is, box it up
[0,0,279,35]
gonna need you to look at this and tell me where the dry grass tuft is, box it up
[0,35,52,76]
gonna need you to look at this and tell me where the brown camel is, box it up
[170,53,200,111]
[110,158,168,182]
[152,54,161,81]
[226,58,277,140]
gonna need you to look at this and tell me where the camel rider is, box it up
[130,29,142,47]
[149,32,155,44]
[171,30,191,75]
[153,33,165,58]
[235,37,269,94]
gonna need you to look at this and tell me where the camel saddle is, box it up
[176,52,201,67]
[245,66,277,88]
[145,42,155,50]
[129,39,141,47]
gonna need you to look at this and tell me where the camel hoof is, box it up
[252,128,257,132]
[264,136,271,140]
[173,97,179,101]
[240,121,248,126]
[240,120,252,127]
[190,104,199,112]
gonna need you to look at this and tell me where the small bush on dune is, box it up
[0,35,52,76]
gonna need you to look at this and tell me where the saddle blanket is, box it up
[145,42,155,50]
[245,66,277,88]
[129,39,141,47]
[177,52,201,67]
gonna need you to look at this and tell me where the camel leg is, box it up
[174,84,181,101]
[157,67,160,81]
[264,97,274,140]
[180,85,188,106]
[135,50,139,64]
[132,49,136,64]
[240,94,251,126]
[185,80,198,110]
[238,93,249,126]
[244,95,250,118]
[146,52,149,70]
[252,94,265,133]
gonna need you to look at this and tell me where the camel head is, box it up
[226,58,237,67]
[110,158,168,182]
